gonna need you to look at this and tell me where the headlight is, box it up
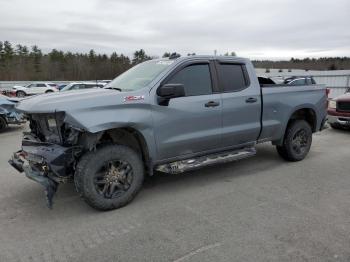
[328,100,337,109]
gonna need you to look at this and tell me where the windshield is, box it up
[106,59,174,91]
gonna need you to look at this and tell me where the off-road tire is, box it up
[16,91,26,97]
[276,120,312,162]
[0,116,7,131]
[75,144,144,211]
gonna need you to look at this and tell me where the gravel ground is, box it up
[0,125,349,262]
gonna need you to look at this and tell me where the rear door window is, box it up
[217,64,249,92]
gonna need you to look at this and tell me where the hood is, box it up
[13,85,25,89]
[16,88,130,114]
[334,92,350,101]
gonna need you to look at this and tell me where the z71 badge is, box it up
[124,95,145,102]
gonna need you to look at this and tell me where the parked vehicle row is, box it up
[8,80,111,97]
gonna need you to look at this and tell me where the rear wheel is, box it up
[0,116,7,131]
[75,145,144,211]
[276,120,312,162]
[45,90,54,93]
[16,91,26,97]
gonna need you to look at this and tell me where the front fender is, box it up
[64,103,157,161]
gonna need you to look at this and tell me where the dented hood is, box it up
[15,88,150,133]
[16,89,127,113]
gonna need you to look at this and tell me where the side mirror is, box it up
[157,84,185,99]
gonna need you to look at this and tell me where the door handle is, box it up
[245,97,258,103]
[205,101,220,107]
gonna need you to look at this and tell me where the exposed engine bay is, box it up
[9,112,101,208]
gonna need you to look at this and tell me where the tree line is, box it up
[252,57,350,72]
[0,40,349,81]
[0,41,153,81]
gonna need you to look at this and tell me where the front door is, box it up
[153,62,222,161]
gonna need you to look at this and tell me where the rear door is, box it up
[32,83,47,94]
[153,61,222,161]
[216,61,261,148]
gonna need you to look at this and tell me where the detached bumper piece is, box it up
[9,139,76,208]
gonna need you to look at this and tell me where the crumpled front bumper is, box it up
[8,138,76,208]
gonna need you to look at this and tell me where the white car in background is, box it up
[12,83,58,97]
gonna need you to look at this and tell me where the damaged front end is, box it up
[9,112,83,208]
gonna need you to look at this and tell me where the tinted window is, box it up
[289,79,306,85]
[86,84,97,89]
[167,64,212,96]
[37,83,46,87]
[218,64,247,92]
[306,78,312,85]
[71,84,82,90]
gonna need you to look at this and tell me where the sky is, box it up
[0,0,349,60]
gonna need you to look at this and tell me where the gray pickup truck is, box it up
[9,55,327,210]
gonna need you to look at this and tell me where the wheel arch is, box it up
[288,107,317,132]
[97,127,153,175]
[273,106,317,146]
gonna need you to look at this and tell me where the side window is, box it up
[71,84,80,90]
[217,64,248,92]
[289,79,306,86]
[37,83,46,87]
[167,64,212,96]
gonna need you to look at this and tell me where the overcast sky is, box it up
[1,0,349,59]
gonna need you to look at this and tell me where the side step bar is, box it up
[156,147,256,174]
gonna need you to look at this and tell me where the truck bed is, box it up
[259,84,327,143]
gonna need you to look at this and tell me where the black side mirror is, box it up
[157,84,185,99]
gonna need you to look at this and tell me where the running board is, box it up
[156,147,256,174]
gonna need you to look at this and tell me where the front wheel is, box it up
[276,120,312,162]
[75,145,144,211]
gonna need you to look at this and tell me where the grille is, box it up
[337,101,350,112]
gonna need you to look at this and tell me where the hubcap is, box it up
[292,129,308,155]
[94,160,133,199]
